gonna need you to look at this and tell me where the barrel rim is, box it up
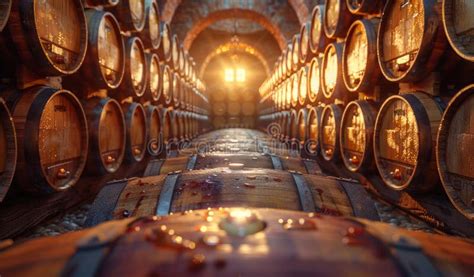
[436,84,474,220]
[145,104,163,156]
[0,97,17,202]
[297,108,308,142]
[309,4,327,54]
[306,105,323,155]
[442,0,474,62]
[0,0,12,32]
[307,57,322,104]
[144,0,161,50]
[147,52,162,102]
[299,21,312,63]
[373,93,432,191]
[321,43,343,100]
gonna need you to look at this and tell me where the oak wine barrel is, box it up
[291,73,299,108]
[322,43,353,103]
[299,21,312,63]
[310,5,331,54]
[171,110,182,140]
[158,22,172,63]
[436,84,474,220]
[0,0,11,32]
[297,108,308,146]
[122,102,148,163]
[145,53,161,102]
[212,102,226,116]
[227,101,242,117]
[285,45,293,76]
[0,97,16,202]
[116,36,148,99]
[161,108,173,146]
[162,64,173,105]
[442,0,474,62]
[340,100,378,172]
[378,0,447,83]
[342,19,381,93]
[6,86,88,194]
[346,0,386,15]
[171,34,180,70]
[83,0,119,7]
[108,0,146,32]
[141,0,161,50]
[2,207,473,276]
[374,92,445,192]
[297,66,309,107]
[288,109,298,141]
[5,0,88,76]
[324,0,358,39]
[77,10,125,91]
[83,97,126,175]
[179,47,187,75]
[144,104,162,157]
[87,169,379,224]
[291,34,301,69]
[308,57,323,104]
[321,104,343,162]
[306,106,323,156]
[172,72,180,108]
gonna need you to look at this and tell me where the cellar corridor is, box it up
[0,0,474,276]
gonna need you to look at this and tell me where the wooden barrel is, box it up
[308,57,323,104]
[78,10,125,91]
[5,0,87,76]
[322,43,352,103]
[172,110,182,140]
[108,0,146,32]
[145,105,162,157]
[172,71,180,108]
[162,64,173,105]
[83,0,119,7]
[324,0,357,39]
[242,102,256,116]
[436,84,474,220]
[374,92,445,192]
[179,47,186,74]
[0,97,16,202]
[161,108,173,145]
[158,22,172,63]
[340,100,378,172]
[378,0,447,83]
[298,66,309,107]
[306,106,323,156]
[291,34,301,69]
[227,101,241,116]
[343,19,381,93]
[116,36,148,99]
[291,74,299,108]
[285,45,293,76]
[280,111,290,141]
[171,34,180,70]
[310,5,331,54]
[141,0,161,50]
[299,21,312,63]
[297,108,308,146]
[83,97,125,175]
[321,104,343,162]
[122,102,148,163]
[442,0,474,62]
[3,207,474,276]
[346,0,386,15]
[146,53,161,102]
[87,169,380,223]
[6,86,88,194]
[289,109,298,141]
[0,0,11,32]
[212,102,226,116]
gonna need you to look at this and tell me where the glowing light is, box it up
[225,68,235,82]
[236,68,246,82]
[224,68,246,83]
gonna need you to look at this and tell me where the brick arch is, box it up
[183,9,287,50]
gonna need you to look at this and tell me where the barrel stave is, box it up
[0,97,17,202]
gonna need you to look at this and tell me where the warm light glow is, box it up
[224,68,246,83]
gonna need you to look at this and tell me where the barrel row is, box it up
[259,84,474,220]
[0,0,209,115]
[259,0,474,111]
[0,85,209,202]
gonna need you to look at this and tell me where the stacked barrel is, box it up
[0,0,209,201]
[258,0,474,220]
[212,88,257,129]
